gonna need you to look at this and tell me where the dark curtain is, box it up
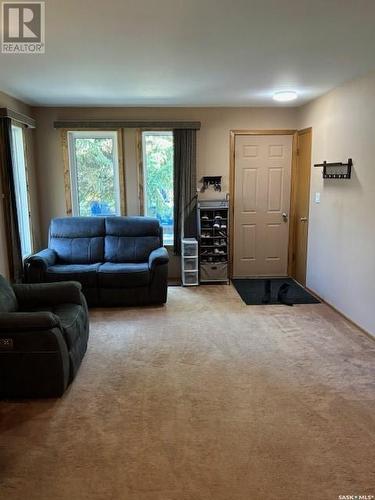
[173,129,197,255]
[0,118,23,282]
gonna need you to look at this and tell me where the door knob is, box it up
[282,212,288,222]
[300,217,308,222]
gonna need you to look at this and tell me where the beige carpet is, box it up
[1,285,374,500]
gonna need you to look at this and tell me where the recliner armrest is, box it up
[149,247,169,270]
[13,281,84,307]
[25,248,57,270]
[0,312,60,332]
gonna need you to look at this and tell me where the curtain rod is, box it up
[53,120,201,130]
[0,108,36,128]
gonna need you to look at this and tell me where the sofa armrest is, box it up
[0,312,60,332]
[25,248,57,271]
[13,281,84,307]
[149,247,169,270]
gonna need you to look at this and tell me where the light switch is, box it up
[315,192,321,203]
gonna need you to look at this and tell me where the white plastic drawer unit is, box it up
[182,240,198,257]
[182,238,199,286]
[183,271,199,286]
[183,257,198,271]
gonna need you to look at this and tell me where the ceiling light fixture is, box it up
[273,91,298,102]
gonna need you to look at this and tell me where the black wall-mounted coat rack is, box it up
[314,158,353,179]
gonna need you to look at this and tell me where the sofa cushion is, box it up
[105,216,162,239]
[49,217,105,264]
[50,217,106,239]
[104,236,162,263]
[46,264,100,288]
[98,262,150,288]
[105,217,162,263]
[0,275,18,313]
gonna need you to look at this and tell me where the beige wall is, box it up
[0,91,38,279]
[5,75,375,331]
[33,106,298,233]
[298,71,375,336]
[33,106,298,277]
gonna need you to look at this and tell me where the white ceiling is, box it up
[0,0,375,107]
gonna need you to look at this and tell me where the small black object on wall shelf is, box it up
[314,158,353,179]
[200,176,222,192]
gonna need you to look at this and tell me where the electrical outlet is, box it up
[315,192,321,204]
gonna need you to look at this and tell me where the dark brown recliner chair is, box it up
[0,275,89,398]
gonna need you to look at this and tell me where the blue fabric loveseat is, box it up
[25,217,169,307]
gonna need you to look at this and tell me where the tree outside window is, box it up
[142,131,174,246]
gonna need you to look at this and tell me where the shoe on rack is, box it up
[220,223,227,229]
[214,215,222,220]
[202,214,209,220]
[213,222,220,229]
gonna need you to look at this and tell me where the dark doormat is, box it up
[232,278,320,306]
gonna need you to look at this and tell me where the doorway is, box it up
[230,131,295,278]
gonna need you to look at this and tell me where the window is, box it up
[11,124,32,258]
[142,131,174,246]
[67,131,121,216]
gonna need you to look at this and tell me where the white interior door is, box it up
[233,134,292,277]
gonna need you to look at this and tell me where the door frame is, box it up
[229,129,298,279]
[293,127,312,285]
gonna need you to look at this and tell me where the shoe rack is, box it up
[198,200,229,283]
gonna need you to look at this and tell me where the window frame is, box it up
[139,129,174,247]
[62,128,126,217]
[11,122,33,258]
